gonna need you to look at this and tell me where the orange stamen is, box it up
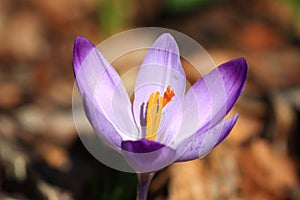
[145,86,175,141]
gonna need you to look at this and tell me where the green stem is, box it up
[136,172,155,200]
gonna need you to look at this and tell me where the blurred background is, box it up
[0,0,300,199]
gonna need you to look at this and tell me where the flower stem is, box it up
[136,172,155,200]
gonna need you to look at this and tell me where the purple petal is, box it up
[155,101,183,144]
[179,58,247,139]
[73,36,95,74]
[121,139,176,172]
[122,138,165,153]
[175,114,238,162]
[73,36,138,140]
[82,98,122,149]
[133,33,186,133]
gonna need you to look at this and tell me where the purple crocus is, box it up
[73,33,247,199]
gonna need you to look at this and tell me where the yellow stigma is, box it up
[145,86,175,141]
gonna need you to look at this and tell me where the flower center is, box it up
[144,86,175,141]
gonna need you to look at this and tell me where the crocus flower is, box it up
[73,33,247,199]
